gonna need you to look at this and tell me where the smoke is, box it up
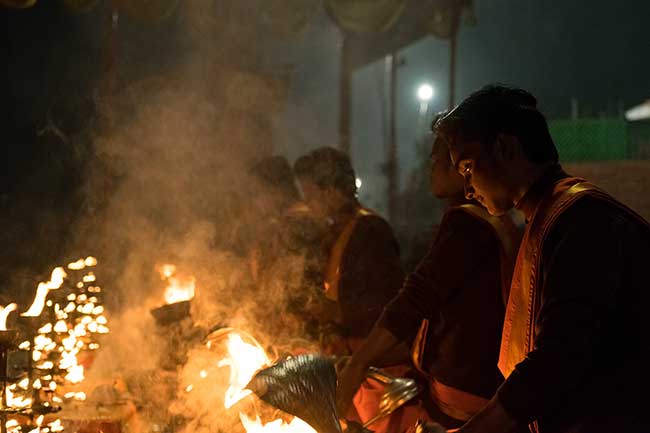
[66,2,326,432]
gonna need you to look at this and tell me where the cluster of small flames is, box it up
[0,257,109,433]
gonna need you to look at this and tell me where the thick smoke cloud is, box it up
[67,2,325,432]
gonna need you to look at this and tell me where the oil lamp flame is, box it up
[0,303,17,330]
[22,267,67,317]
[157,264,195,304]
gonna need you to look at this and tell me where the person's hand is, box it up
[336,357,367,416]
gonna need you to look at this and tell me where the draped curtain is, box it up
[324,0,408,34]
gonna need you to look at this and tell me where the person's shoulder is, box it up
[355,208,396,237]
[555,192,646,232]
[544,193,649,255]
[443,205,498,237]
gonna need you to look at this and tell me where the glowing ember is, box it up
[22,267,67,317]
[240,414,317,433]
[218,333,270,409]
[0,303,17,330]
[157,264,196,304]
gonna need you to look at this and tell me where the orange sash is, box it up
[323,207,374,301]
[497,179,649,378]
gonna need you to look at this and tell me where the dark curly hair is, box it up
[248,155,300,202]
[293,147,357,198]
[435,84,559,164]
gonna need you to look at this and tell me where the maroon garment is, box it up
[336,212,404,338]
[378,206,509,399]
[496,165,650,433]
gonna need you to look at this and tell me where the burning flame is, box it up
[68,256,98,270]
[216,330,316,433]
[157,264,196,304]
[22,267,67,317]
[240,414,316,433]
[218,333,270,409]
[0,303,17,330]
[6,384,32,408]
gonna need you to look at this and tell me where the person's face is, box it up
[429,134,464,199]
[449,137,515,216]
[297,178,330,218]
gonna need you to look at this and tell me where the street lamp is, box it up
[417,83,434,102]
[416,83,435,133]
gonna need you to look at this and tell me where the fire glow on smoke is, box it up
[157,264,196,304]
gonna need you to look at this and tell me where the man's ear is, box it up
[494,133,521,163]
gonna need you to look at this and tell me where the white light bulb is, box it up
[417,84,434,102]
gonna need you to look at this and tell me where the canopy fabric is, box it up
[425,0,473,38]
[62,0,100,14]
[259,0,321,38]
[324,0,408,34]
[1,0,179,22]
[117,0,181,24]
[0,0,36,8]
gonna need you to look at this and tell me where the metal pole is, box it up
[386,53,398,223]
[101,1,120,101]
[339,35,351,154]
[448,7,461,109]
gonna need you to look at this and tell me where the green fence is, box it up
[628,119,650,159]
[548,117,650,161]
[549,118,626,161]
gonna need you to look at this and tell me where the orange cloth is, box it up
[348,366,423,433]
[496,179,650,377]
[324,207,374,301]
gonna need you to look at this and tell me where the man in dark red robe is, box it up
[439,85,649,433]
[294,146,406,433]
[336,120,521,430]
[293,147,404,355]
